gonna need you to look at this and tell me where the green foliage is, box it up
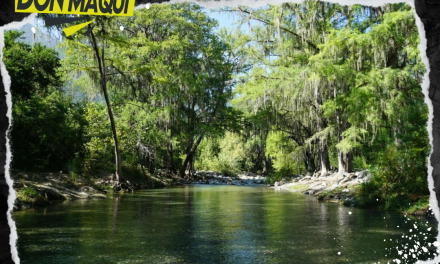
[4,3,431,213]
[356,144,429,210]
[352,156,369,171]
[4,30,87,172]
[82,102,114,176]
[17,185,45,204]
[195,132,247,176]
[4,31,63,100]
[195,138,220,171]
[405,196,430,215]
[21,186,39,198]
[266,131,302,174]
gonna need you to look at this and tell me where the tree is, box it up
[53,16,129,182]
[223,2,426,177]
[3,30,86,171]
[111,3,239,178]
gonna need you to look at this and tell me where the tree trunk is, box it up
[335,102,352,175]
[167,142,175,172]
[304,150,316,175]
[338,150,352,174]
[147,154,154,174]
[314,83,331,176]
[90,29,122,182]
[103,78,122,182]
[393,118,402,147]
[180,135,204,178]
[262,158,267,175]
[319,142,331,175]
[186,155,194,177]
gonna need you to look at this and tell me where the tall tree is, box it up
[223,1,425,176]
[53,16,128,181]
[110,3,239,178]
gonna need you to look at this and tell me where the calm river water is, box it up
[13,185,439,263]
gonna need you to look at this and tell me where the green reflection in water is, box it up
[13,185,438,264]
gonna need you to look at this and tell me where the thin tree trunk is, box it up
[180,135,204,178]
[304,150,316,174]
[262,158,267,175]
[90,29,122,182]
[319,142,331,175]
[137,151,147,177]
[186,156,194,176]
[314,83,331,176]
[335,107,351,175]
[167,142,175,172]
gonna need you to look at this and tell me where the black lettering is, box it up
[123,0,129,14]
[17,0,33,10]
[112,0,123,14]
[68,0,85,12]
[84,0,97,12]
[34,0,51,11]
[49,0,64,11]
[99,0,113,14]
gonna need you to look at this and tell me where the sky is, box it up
[207,8,259,34]
[208,10,237,30]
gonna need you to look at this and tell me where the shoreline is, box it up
[270,171,433,217]
[11,170,433,218]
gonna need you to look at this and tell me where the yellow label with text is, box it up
[15,0,135,16]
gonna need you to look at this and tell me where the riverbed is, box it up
[13,185,439,263]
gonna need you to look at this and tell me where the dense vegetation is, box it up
[4,2,429,211]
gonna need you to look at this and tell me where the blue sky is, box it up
[207,8,258,34]
[208,10,239,30]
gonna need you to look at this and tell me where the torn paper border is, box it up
[0,0,437,263]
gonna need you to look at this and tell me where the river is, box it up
[13,185,439,263]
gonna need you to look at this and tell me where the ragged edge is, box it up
[0,0,438,263]
[407,0,440,263]
[0,13,37,264]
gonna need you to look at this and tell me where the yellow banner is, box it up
[15,0,135,16]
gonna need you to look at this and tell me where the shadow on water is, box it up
[13,185,439,264]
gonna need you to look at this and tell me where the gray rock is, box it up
[358,170,371,179]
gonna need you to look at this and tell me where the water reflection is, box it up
[13,185,438,264]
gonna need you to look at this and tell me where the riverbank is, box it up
[190,170,266,186]
[11,170,267,210]
[11,170,178,210]
[11,169,432,217]
[270,170,432,217]
[271,170,372,201]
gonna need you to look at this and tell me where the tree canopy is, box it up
[4,1,430,210]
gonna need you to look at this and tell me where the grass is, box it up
[317,186,353,202]
[404,196,430,215]
[289,183,308,191]
[16,185,47,205]
[320,186,344,197]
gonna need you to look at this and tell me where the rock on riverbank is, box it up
[272,170,372,203]
[11,170,171,210]
[188,171,266,186]
[12,171,110,210]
